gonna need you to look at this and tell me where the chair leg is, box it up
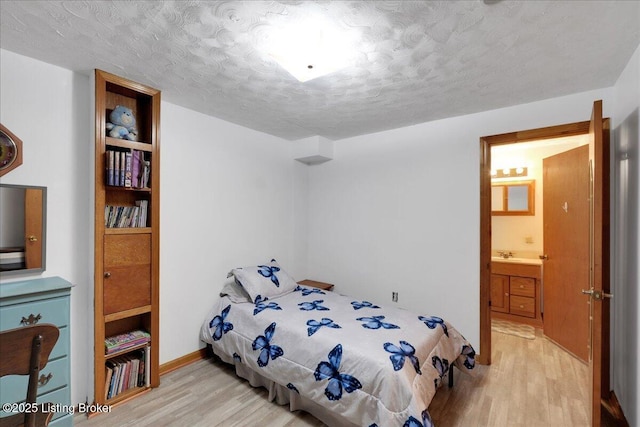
[25,334,44,427]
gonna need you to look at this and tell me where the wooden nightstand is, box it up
[298,280,334,291]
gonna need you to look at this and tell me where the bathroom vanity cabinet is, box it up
[490,261,542,327]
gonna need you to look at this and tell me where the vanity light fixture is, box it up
[490,166,528,178]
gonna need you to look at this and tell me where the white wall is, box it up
[0,49,92,404]
[611,42,640,427]
[304,88,613,354]
[159,102,298,365]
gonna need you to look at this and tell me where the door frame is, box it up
[479,120,591,365]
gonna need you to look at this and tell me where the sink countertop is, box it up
[491,256,543,266]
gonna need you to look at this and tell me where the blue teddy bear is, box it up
[106,105,138,141]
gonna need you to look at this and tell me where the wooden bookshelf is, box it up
[93,69,160,408]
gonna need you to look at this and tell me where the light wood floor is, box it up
[75,329,589,427]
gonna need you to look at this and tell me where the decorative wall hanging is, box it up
[0,124,23,177]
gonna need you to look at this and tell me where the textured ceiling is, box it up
[1,1,639,141]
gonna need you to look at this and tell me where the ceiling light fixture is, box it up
[266,17,359,82]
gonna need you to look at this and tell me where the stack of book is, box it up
[106,149,150,188]
[105,329,150,355]
[104,346,150,400]
[104,200,148,228]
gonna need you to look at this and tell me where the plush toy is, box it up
[106,105,138,141]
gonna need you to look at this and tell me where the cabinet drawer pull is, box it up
[21,313,42,325]
[520,285,525,288]
[104,272,111,278]
[504,293,509,296]
[38,373,53,387]
[520,305,524,308]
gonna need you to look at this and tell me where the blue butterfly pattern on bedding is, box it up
[351,301,381,310]
[295,285,326,296]
[209,305,234,341]
[357,315,400,330]
[431,356,449,389]
[298,300,330,311]
[306,318,341,336]
[404,409,434,427]
[384,341,422,374]
[202,280,477,426]
[253,295,282,315]
[314,344,362,401]
[461,344,476,369]
[258,265,281,287]
[418,315,449,337]
[252,322,284,367]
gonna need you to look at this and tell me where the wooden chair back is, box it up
[0,324,59,427]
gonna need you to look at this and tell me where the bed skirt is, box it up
[213,348,358,427]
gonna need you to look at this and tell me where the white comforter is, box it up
[200,285,475,426]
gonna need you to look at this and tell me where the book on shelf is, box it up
[105,329,150,355]
[141,160,150,188]
[119,152,125,188]
[114,151,120,186]
[105,148,151,189]
[105,346,149,400]
[124,151,132,187]
[131,149,141,188]
[106,151,115,186]
[104,200,148,228]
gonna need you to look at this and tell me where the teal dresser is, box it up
[0,277,72,426]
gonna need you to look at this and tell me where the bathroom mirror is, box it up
[0,184,46,275]
[491,180,535,216]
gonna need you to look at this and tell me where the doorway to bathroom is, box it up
[490,136,590,362]
[479,100,610,426]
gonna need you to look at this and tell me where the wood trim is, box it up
[159,348,209,376]
[600,117,611,402]
[484,121,591,146]
[479,137,492,365]
[93,69,107,409]
[601,390,629,427]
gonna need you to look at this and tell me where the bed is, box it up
[200,260,476,427]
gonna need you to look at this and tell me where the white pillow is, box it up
[219,275,252,303]
[231,259,297,302]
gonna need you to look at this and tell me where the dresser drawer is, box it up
[0,296,70,330]
[0,357,69,406]
[510,277,535,298]
[510,295,535,318]
[36,386,72,422]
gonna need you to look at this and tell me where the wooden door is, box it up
[542,145,590,362]
[586,100,610,427]
[490,274,509,313]
[23,188,42,269]
[103,234,151,315]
